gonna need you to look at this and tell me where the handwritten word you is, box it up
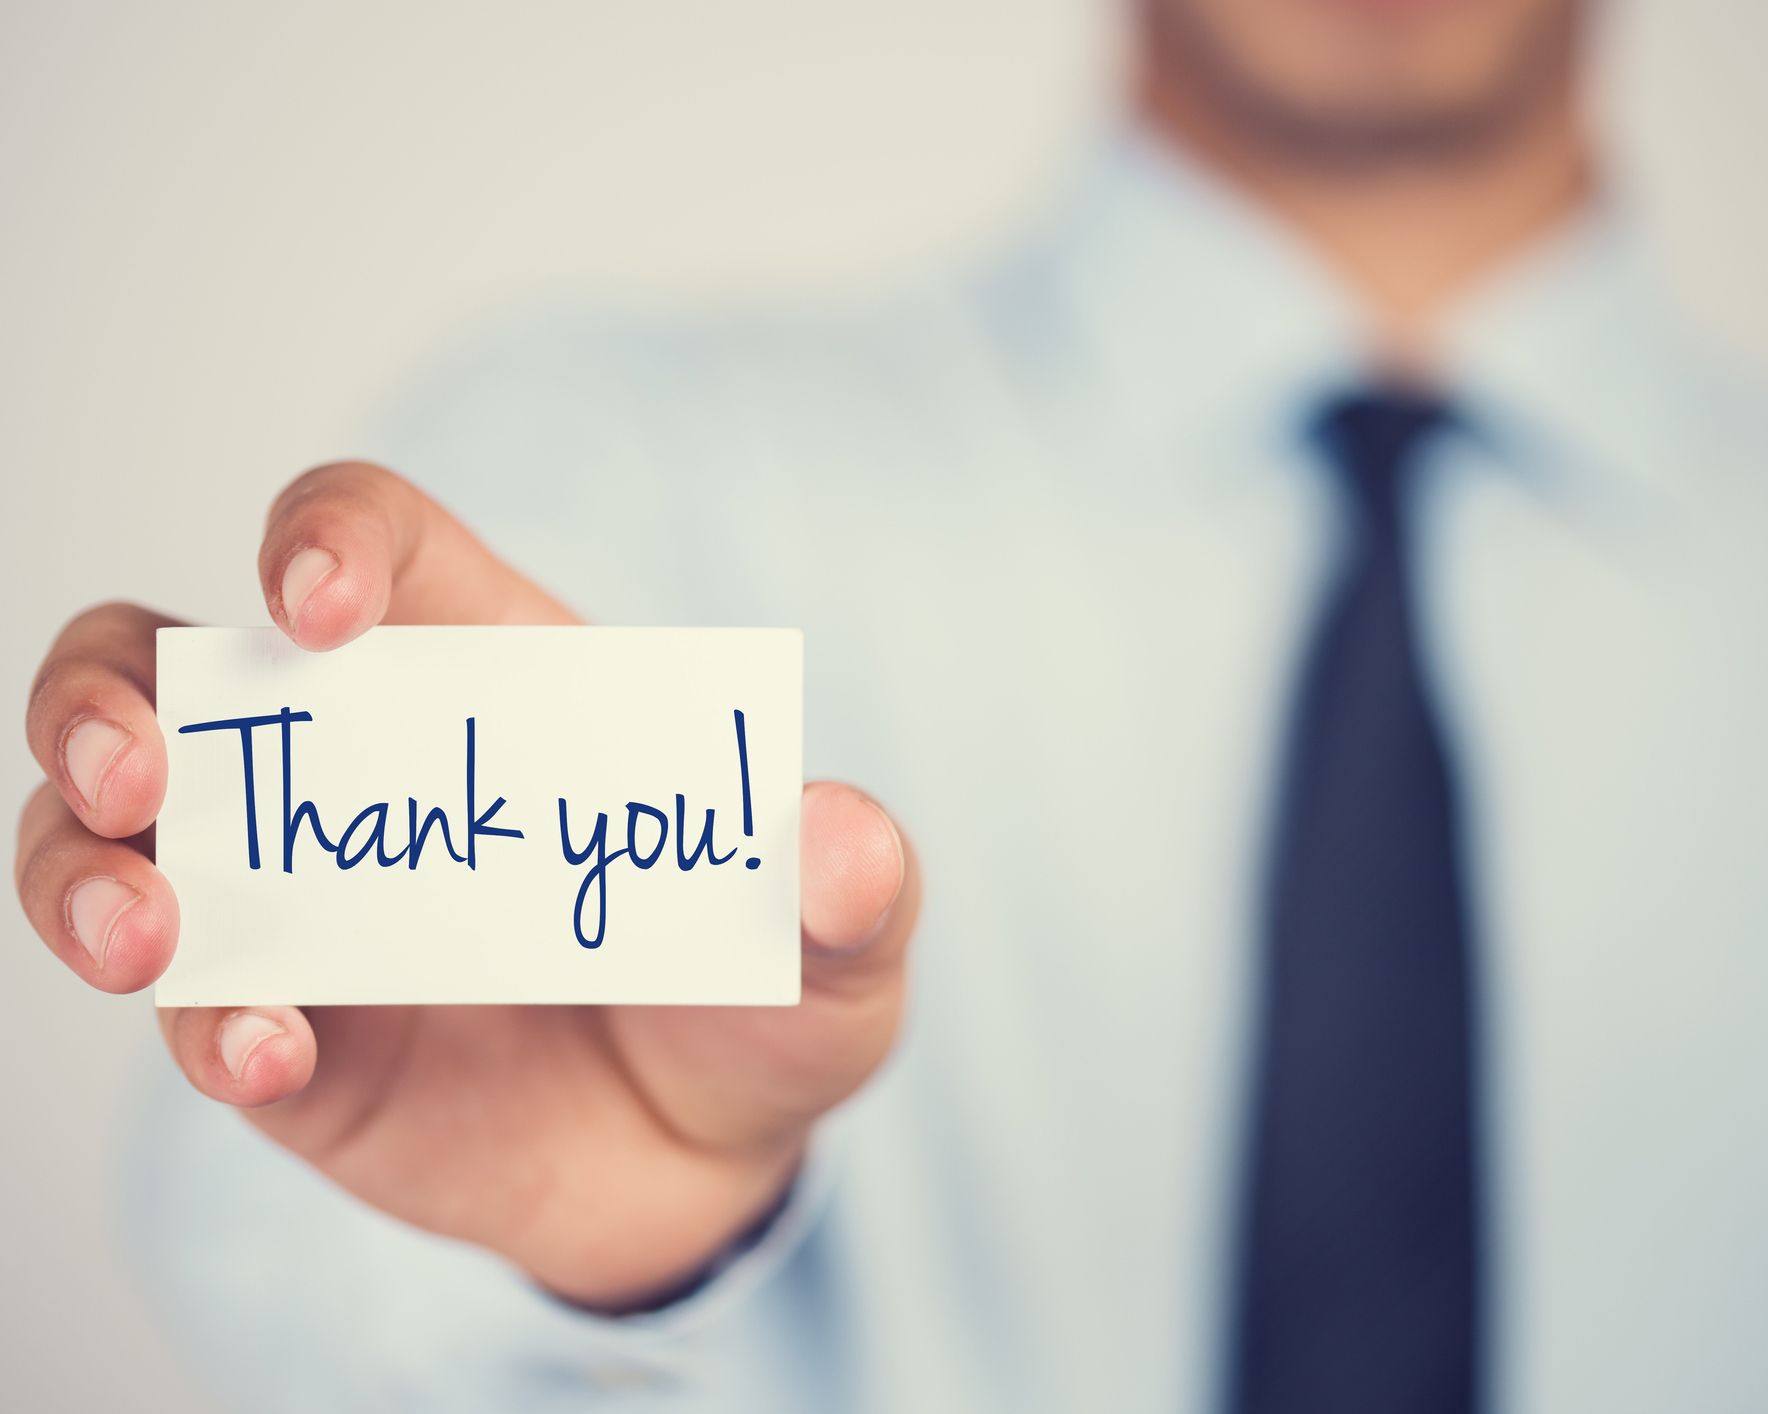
[557,710,760,948]
[176,708,760,949]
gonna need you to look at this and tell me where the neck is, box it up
[1137,21,1594,344]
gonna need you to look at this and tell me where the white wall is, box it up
[1,2,1763,1408]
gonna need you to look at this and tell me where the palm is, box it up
[248,986,888,1302]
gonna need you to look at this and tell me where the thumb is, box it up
[601,780,917,1154]
[799,780,915,992]
[258,461,578,651]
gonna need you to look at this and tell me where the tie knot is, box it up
[1311,389,1453,520]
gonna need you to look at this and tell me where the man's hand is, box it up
[14,462,917,1309]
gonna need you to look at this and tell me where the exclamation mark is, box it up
[735,709,760,869]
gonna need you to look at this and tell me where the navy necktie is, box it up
[1229,391,1482,1414]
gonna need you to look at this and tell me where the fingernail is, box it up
[855,799,906,946]
[66,876,142,969]
[799,789,907,954]
[63,717,133,811]
[219,1012,287,1081]
[280,546,339,636]
[869,799,907,908]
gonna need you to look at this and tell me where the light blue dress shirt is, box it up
[126,128,1768,1412]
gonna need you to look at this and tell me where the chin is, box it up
[1143,0,1583,163]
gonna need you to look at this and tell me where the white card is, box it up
[154,627,802,1006]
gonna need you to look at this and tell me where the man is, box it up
[16,0,1768,1409]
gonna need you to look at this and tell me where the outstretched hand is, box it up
[15,462,918,1308]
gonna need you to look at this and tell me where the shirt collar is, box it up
[1437,206,1714,514]
[997,122,1715,513]
[985,126,1361,480]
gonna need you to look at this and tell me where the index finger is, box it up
[259,461,580,651]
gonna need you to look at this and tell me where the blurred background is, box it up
[2,1,1765,1408]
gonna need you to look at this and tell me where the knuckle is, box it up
[16,813,78,916]
[26,655,99,748]
[26,648,142,749]
[270,460,404,526]
[29,602,162,724]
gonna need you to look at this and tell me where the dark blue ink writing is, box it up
[279,706,335,871]
[555,710,755,948]
[410,798,466,868]
[676,794,738,870]
[182,703,760,953]
[177,709,311,870]
[178,711,521,874]
[558,802,614,949]
[734,708,761,870]
[627,802,668,869]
